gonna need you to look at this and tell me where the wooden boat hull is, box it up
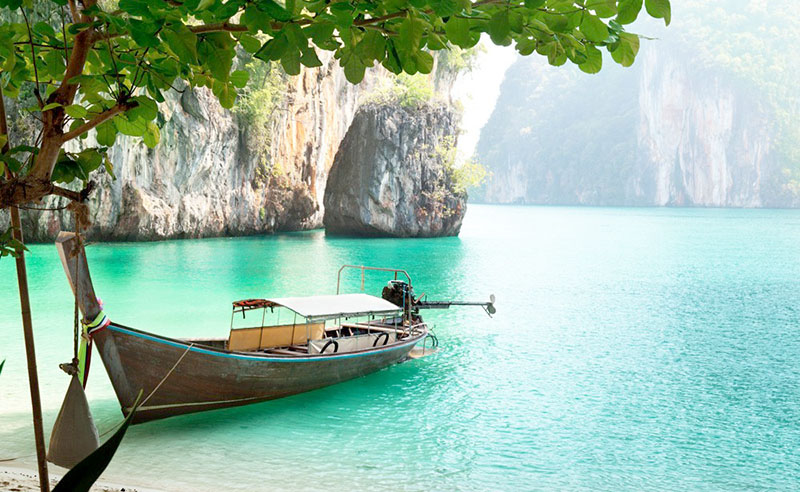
[94,323,423,423]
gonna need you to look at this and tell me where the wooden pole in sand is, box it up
[1,86,51,492]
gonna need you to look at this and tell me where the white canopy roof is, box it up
[266,293,402,319]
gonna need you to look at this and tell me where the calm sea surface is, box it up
[1,204,799,491]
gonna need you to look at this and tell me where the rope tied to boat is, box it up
[82,309,111,336]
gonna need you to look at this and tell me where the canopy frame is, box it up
[232,293,402,323]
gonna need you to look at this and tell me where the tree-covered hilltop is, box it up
[673,0,800,168]
[476,0,800,207]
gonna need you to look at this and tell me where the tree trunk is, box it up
[1,86,51,492]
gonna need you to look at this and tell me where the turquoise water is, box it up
[1,204,799,490]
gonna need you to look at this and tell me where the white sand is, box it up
[0,464,164,492]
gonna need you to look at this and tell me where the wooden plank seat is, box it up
[340,323,405,334]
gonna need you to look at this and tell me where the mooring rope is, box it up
[140,342,195,408]
[97,342,195,439]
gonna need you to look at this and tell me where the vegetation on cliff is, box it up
[231,54,286,182]
[678,0,799,167]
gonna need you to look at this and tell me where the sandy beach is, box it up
[0,464,163,492]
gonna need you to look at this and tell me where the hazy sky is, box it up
[451,43,517,163]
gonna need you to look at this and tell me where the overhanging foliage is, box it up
[0,0,669,210]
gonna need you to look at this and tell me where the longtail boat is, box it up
[56,232,494,423]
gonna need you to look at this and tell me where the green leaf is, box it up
[509,11,524,34]
[445,16,471,49]
[118,0,151,18]
[255,34,289,62]
[238,33,261,54]
[300,48,322,68]
[488,11,511,45]
[6,145,37,156]
[617,0,643,25]
[415,51,434,74]
[358,30,385,62]
[343,57,366,83]
[52,150,83,183]
[44,49,66,79]
[64,104,88,119]
[241,6,274,33]
[280,48,301,75]
[203,43,234,81]
[128,19,160,48]
[230,70,249,88]
[143,121,160,148]
[67,22,90,35]
[0,359,4,376]
[580,14,609,43]
[305,21,336,47]
[96,122,117,147]
[515,37,537,56]
[397,16,425,54]
[52,391,142,492]
[161,24,198,64]
[41,102,62,112]
[329,2,355,28]
[382,41,402,74]
[103,154,116,180]
[75,149,104,175]
[645,0,670,25]
[579,45,603,74]
[543,13,570,33]
[212,80,237,109]
[114,115,147,137]
[257,0,292,22]
[429,0,458,17]
[609,31,639,67]
[587,0,618,18]
[1,153,23,173]
[127,96,159,122]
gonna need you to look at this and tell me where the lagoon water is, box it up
[1,204,799,490]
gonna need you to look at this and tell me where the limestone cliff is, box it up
[4,51,469,241]
[476,45,795,207]
[6,54,383,241]
[323,103,465,237]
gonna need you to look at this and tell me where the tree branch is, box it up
[67,0,82,23]
[51,184,82,202]
[60,102,133,143]
[28,0,99,182]
[188,22,250,34]
[20,9,44,108]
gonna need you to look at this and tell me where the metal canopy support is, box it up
[336,265,412,294]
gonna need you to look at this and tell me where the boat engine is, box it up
[381,280,416,310]
[380,276,496,318]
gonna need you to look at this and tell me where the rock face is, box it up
[323,103,465,237]
[476,44,794,207]
[5,55,383,241]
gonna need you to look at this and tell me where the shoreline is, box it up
[0,463,165,492]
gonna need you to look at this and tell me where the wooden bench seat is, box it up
[340,323,404,334]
